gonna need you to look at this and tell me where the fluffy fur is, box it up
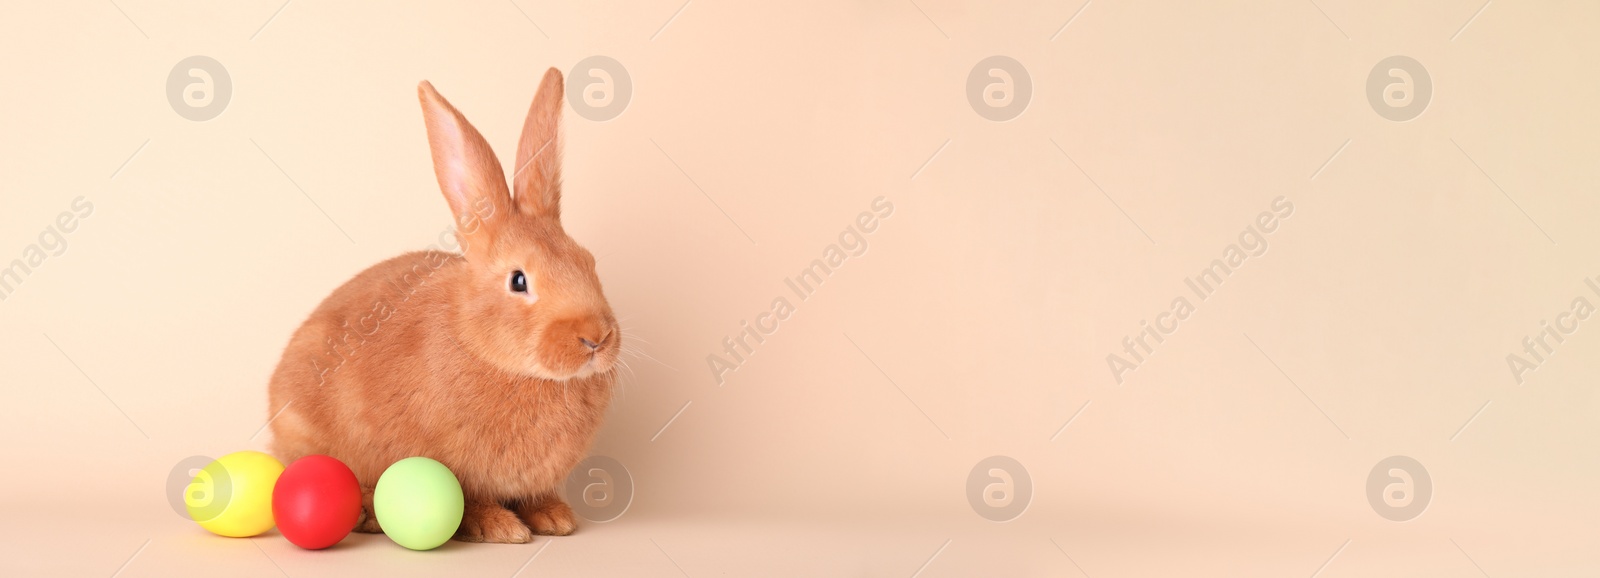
[267,68,620,543]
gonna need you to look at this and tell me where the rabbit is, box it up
[266,67,620,544]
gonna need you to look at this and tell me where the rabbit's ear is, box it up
[511,67,564,219]
[418,81,511,248]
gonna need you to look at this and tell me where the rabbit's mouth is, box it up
[524,348,615,381]
[572,348,620,379]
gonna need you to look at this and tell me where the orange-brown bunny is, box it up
[266,68,620,544]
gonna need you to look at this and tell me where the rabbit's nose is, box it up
[579,337,600,351]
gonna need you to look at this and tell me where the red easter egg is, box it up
[271,455,362,550]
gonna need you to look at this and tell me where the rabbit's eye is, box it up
[509,270,529,293]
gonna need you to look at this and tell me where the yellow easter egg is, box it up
[184,450,285,537]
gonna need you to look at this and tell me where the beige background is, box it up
[2,0,1598,576]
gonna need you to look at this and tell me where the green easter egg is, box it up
[374,457,464,550]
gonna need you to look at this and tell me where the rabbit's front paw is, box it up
[455,501,533,544]
[516,495,578,536]
[354,486,382,533]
